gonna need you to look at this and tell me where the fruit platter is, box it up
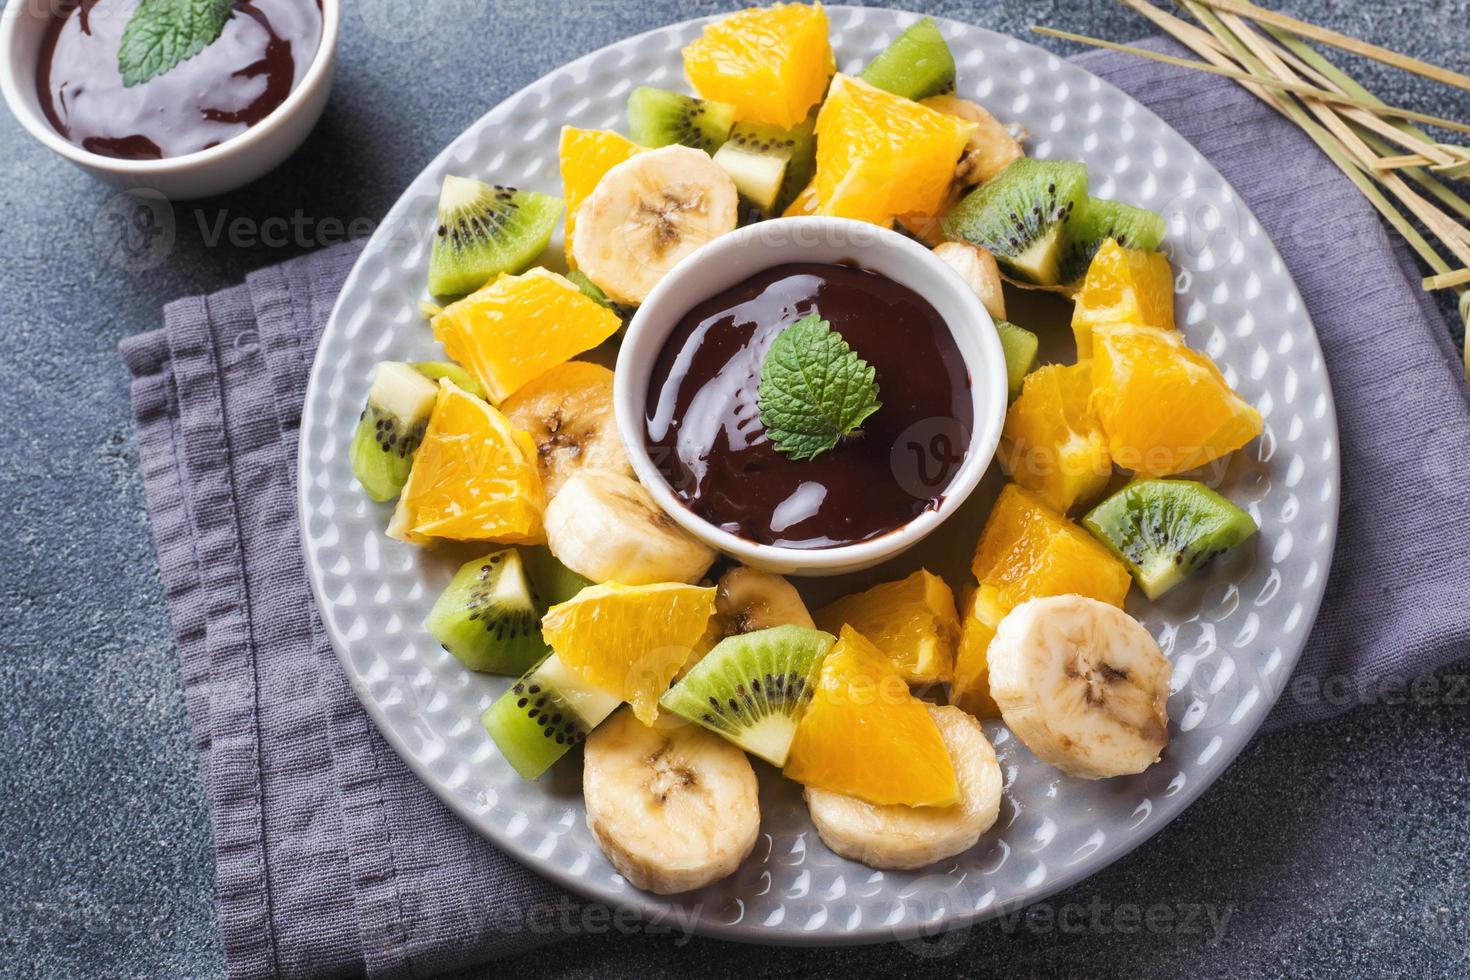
[300,4,1338,940]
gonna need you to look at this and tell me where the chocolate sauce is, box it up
[37,0,322,160]
[645,263,975,549]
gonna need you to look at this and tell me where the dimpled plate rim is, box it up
[299,6,1340,946]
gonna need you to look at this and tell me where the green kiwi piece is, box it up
[427,550,548,675]
[350,362,439,502]
[1083,479,1258,601]
[411,361,485,400]
[627,87,737,154]
[660,625,836,766]
[711,112,817,214]
[995,321,1039,401]
[482,653,620,779]
[1059,197,1169,285]
[428,175,564,297]
[521,546,594,607]
[943,158,1089,287]
[859,17,956,101]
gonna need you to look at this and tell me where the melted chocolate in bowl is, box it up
[645,262,975,550]
[36,0,323,160]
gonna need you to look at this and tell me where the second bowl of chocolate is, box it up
[615,217,1008,577]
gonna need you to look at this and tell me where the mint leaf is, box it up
[758,314,882,461]
[118,0,234,88]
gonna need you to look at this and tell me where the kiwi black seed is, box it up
[350,362,439,503]
[943,158,1089,287]
[712,111,817,215]
[626,87,737,154]
[1083,479,1258,601]
[426,549,550,675]
[427,174,564,297]
[660,625,836,766]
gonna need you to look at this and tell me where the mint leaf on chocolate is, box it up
[758,314,882,461]
[118,0,234,88]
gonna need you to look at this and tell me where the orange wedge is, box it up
[949,585,1005,719]
[432,268,622,403]
[813,74,975,225]
[999,362,1113,514]
[388,380,544,545]
[683,2,835,129]
[1071,239,1176,358]
[812,569,960,684]
[1091,323,1264,477]
[541,582,716,724]
[559,127,642,270]
[785,626,959,807]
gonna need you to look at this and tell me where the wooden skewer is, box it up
[1195,0,1470,94]
[1031,27,1470,135]
[1424,269,1470,290]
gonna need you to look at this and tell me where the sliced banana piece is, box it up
[584,709,760,894]
[681,566,817,677]
[570,144,739,306]
[806,706,1002,871]
[544,470,715,585]
[921,94,1025,186]
[933,241,1006,322]
[988,595,1171,779]
[500,361,630,498]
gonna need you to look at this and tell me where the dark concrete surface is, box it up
[1,2,1466,978]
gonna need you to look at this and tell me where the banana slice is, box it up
[805,706,1002,871]
[681,566,817,677]
[921,94,1025,186]
[584,709,760,894]
[544,470,715,585]
[570,144,739,306]
[500,361,630,498]
[987,595,1171,779]
[933,241,1006,322]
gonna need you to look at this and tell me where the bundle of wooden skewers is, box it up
[1037,0,1470,380]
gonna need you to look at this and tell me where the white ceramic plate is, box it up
[299,7,1339,944]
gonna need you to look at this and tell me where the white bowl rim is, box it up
[0,0,340,175]
[614,215,1009,574]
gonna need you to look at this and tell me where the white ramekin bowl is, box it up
[0,0,339,200]
[615,216,1008,578]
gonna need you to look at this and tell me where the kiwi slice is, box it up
[350,362,439,502]
[627,87,737,154]
[410,361,485,400]
[1059,197,1169,284]
[427,175,564,297]
[660,625,836,766]
[995,320,1039,401]
[711,112,817,214]
[482,653,620,779]
[426,549,549,675]
[521,545,593,607]
[1083,479,1258,601]
[943,158,1089,287]
[859,17,956,101]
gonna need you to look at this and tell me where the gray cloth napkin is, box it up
[120,38,1470,980]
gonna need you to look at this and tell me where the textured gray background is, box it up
[1,1,1467,978]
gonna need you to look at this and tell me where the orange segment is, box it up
[785,626,959,806]
[388,380,544,545]
[782,181,820,217]
[949,585,1005,719]
[683,2,835,129]
[559,127,642,270]
[541,582,716,724]
[432,269,622,403]
[1091,323,1264,477]
[950,486,1130,717]
[999,362,1113,514]
[971,484,1131,610]
[812,569,960,684]
[1071,239,1177,358]
[813,74,975,226]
